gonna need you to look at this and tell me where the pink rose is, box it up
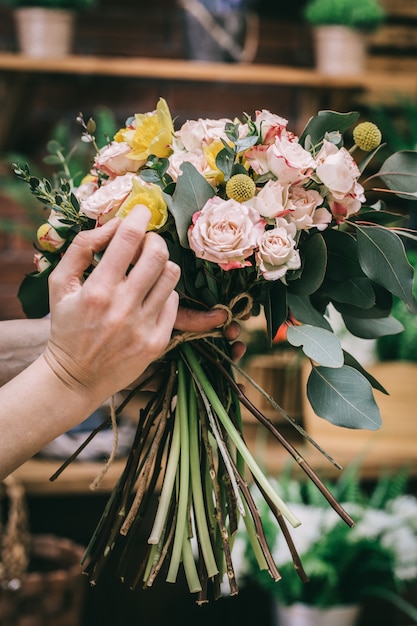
[266,133,316,185]
[34,252,52,272]
[250,180,290,221]
[287,186,331,231]
[188,196,265,270]
[244,144,270,175]
[254,109,288,144]
[75,177,98,201]
[316,140,361,199]
[79,173,138,225]
[328,182,366,222]
[94,141,139,177]
[176,117,231,152]
[256,218,301,281]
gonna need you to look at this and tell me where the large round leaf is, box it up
[356,225,417,312]
[377,150,417,200]
[307,365,382,430]
[287,324,343,367]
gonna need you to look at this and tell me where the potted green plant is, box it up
[303,0,386,75]
[0,0,96,58]
[237,468,417,626]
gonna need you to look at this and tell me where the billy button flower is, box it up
[353,122,382,152]
[226,173,256,203]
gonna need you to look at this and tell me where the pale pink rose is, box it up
[168,149,212,182]
[287,186,331,231]
[254,109,288,144]
[94,141,139,177]
[249,180,290,220]
[328,182,366,222]
[188,196,265,270]
[245,144,270,175]
[267,133,316,185]
[176,118,231,152]
[34,252,51,272]
[256,218,301,281]
[316,140,361,199]
[75,178,98,201]
[80,172,138,225]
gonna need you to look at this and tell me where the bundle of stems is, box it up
[56,337,354,601]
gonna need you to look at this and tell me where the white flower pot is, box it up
[275,602,361,626]
[14,7,75,58]
[313,25,367,76]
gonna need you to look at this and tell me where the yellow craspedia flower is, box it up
[115,98,174,164]
[226,174,256,203]
[353,122,382,152]
[116,179,168,231]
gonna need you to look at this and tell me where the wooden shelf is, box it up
[0,52,416,95]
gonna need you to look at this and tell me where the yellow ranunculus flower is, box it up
[115,98,174,164]
[116,179,168,231]
[203,139,225,186]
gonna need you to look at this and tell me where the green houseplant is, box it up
[0,0,96,57]
[238,468,417,625]
[303,0,386,76]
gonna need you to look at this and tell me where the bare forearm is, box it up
[0,353,100,480]
[0,319,50,386]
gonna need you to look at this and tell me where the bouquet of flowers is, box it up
[15,98,417,601]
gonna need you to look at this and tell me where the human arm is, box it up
[0,205,180,480]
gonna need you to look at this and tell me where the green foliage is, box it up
[242,469,416,611]
[376,249,417,361]
[303,0,385,30]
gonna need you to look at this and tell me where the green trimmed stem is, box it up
[181,343,301,529]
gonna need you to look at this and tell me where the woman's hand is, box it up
[44,205,181,405]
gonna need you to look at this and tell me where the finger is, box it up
[142,260,181,315]
[174,307,228,332]
[230,340,246,362]
[126,231,173,304]
[92,205,151,283]
[48,218,120,298]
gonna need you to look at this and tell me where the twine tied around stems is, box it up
[165,292,254,353]
[89,293,253,490]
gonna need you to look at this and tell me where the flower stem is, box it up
[166,359,191,583]
[181,343,301,528]
[188,379,219,579]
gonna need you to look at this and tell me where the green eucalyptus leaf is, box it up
[43,155,63,165]
[307,365,382,430]
[356,225,417,312]
[300,111,360,148]
[342,313,404,339]
[343,351,388,394]
[46,139,63,154]
[323,229,363,279]
[377,150,417,200]
[18,271,52,319]
[288,233,327,295]
[287,324,343,367]
[323,276,375,308]
[170,163,215,248]
[287,293,332,330]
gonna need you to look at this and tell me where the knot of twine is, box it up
[165,292,253,353]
